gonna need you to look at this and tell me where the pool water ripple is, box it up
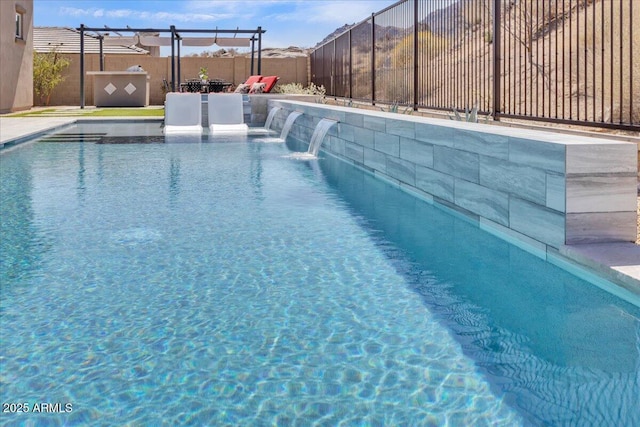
[1,126,639,425]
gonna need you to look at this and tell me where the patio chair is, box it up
[259,76,279,93]
[186,81,201,93]
[244,75,263,86]
[208,79,232,93]
[234,75,262,94]
[235,75,280,94]
[162,78,171,93]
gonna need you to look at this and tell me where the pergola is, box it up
[77,24,266,108]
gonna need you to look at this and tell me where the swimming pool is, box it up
[1,122,638,426]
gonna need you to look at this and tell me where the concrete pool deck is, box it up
[0,116,78,145]
[1,114,639,303]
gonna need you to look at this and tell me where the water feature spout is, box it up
[264,106,281,130]
[280,111,303,140]
[307,119,338,156]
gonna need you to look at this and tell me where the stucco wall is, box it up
[267,100,638,251]
[0,0,33,113]
[39,54,309,107]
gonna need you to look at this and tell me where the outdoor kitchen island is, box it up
[86,71,150,107]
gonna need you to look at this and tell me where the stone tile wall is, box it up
[267,100,638,250]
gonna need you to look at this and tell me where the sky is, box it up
[34,0,399,54]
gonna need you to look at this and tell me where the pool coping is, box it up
[1,115,639,306]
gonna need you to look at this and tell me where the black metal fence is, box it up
[310,0,639,131]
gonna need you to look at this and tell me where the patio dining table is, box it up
[180,79,232,93]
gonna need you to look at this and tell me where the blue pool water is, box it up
[1,122,639,426]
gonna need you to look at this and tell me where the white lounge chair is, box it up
[208,93,248,133]
[164,93,203,134]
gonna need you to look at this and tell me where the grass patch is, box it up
[84,108,164,117]
[10,109,57,117]
[9,108,164,117]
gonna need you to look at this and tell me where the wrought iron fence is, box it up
[310,0,639,131]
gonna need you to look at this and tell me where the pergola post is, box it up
[177,34,181,88]
[250,37,256,76]
[170,25,176,92]
[80,24,85,109]
[99,36,104,71]
[257,26,262,75]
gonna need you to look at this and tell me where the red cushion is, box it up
[243,75,262,86]
[260,76,279,93]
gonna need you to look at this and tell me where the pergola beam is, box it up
[77,24,266,108]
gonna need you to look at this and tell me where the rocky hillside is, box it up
[315,23,356,47]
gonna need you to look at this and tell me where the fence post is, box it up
[349,29,353,99]
[492,0,501,120]
[371,13,376,106]
[413,0,419,111]
[333,40,337,97]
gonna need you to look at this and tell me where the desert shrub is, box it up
[386,31,447,70]
[274,82,326,96]
[33,49,70,106]
[376,31,447,103]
